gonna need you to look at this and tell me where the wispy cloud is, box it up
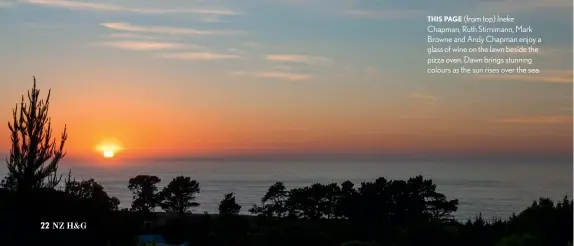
[227,48,247,54]
[478,0,572,14]
[273,66,292,71]
[156,52,242,61]
[409,92,441,105]
[232,71,312,81]
[267,54,332,65]
[198,15,225,23]
[343,9,426,20]
[240,42,278,49]
[100,22,243,36]
[492,116,573,125]
[286,0,570,20]
[280,0,426,20]
[90,41,202,51]
[19,0,241,16]
[21,22,74,29]
[241,42,262,47]
[0,0,15,7]
[477,69,573,83]
[105,33,160,40]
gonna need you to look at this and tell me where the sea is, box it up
[0,157,572,221]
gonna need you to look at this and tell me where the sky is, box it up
[0,0,572,160]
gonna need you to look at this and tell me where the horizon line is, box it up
[1,152,567,163]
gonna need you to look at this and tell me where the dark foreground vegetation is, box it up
[0,80,572,246]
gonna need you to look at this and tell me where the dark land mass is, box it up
[0,178,572,246]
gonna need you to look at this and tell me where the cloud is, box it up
[267,54,332,65]
[477,69,573,83]
[409,92,440,105]
[227,48,247,54]
[478,0,572,13]
[280,0,427,20]
[232,71,312,81]
[156,52,242,61]
[21,22,73,29]
[492,116,573,125]
[105,33,160,40]
[19,0,241,16]
[273,66,292,71]
[240,42,278,49]
[343,9,426,19]
[241,42,262,47]
[90,41,202,51]
[285,0,570,20]
[100,22,243,36]
[281,0,569,21]
[198,15,225,23]
[0,1,15,7]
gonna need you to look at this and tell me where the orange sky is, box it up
[0,0,572,160]
[0,76,571,160]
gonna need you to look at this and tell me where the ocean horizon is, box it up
[2,157,570,221]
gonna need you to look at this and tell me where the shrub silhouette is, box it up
[495,233,540,246]
[340,241,381,246]
[2,77,68,192]
[158,176,200,214]
[128,175,161,212]
[219,192,241,215]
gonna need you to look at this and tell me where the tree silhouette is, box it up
[64,174,120,211]
[219,192,241,215]
[249,182,289,218]
[158,176,200,214]
[323,183,341,219]
[505,196,573,246]
[405,175,458,221]
[286,183,334,220]
[335,180,357,219]
[0,174,16,191]
[335,175,459,225]
[2,77,68,192]
[251,176,459,227]
[128,175,161,212]
[426,192,459,220]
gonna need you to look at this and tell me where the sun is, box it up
[103,150,115,158]
[95,139,123,159]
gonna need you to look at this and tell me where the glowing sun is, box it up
[96,139,123,159]
[103,150,115,158]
